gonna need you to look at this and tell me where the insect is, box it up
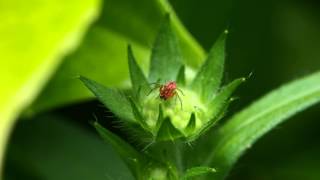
[148,81,184,108]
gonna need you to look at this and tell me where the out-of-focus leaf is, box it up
[0,0,100,175]
[30,27,150,114]
[4,115,134,180]
[149,15,182,82]
[30,0,206,114]
[207,71,320,179]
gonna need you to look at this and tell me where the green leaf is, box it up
[149,15,183,83]
[182,166,216,180]
[0,0,100,174]
[30,0,205,114]
[5,114,134,180]
[93,122,146,179]
[191,30,228,101]
[128,45,151,100]
[207,71,320,179]
[80,76,134,122]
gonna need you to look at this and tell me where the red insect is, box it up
[159,81,177,100]
[149,81,184,108]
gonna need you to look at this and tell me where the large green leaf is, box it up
[0,0,100,175]
[206,71,320,179]
[30,0,206,114]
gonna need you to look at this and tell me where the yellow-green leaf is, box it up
[0,0,100,175]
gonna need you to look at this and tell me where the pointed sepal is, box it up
[92,122,146,179]
[176,65,186,86]
[128,45,150,100]
[155,105,164,134]
[156,117,184,141]
[191,30,228,102]
[128,97,149,131]
[185,113,196,135]
[208,77,246,114]
[149,14,182,82]
[189,77,246,141]
[80,76,135,122]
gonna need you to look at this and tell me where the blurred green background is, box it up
[2,0,320,179]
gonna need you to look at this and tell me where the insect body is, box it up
[149,81,184,109]
[159,81,177,100]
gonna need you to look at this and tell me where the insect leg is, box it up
[147,85,159,96]
[177,93,183,110]
[176,88,185,96]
